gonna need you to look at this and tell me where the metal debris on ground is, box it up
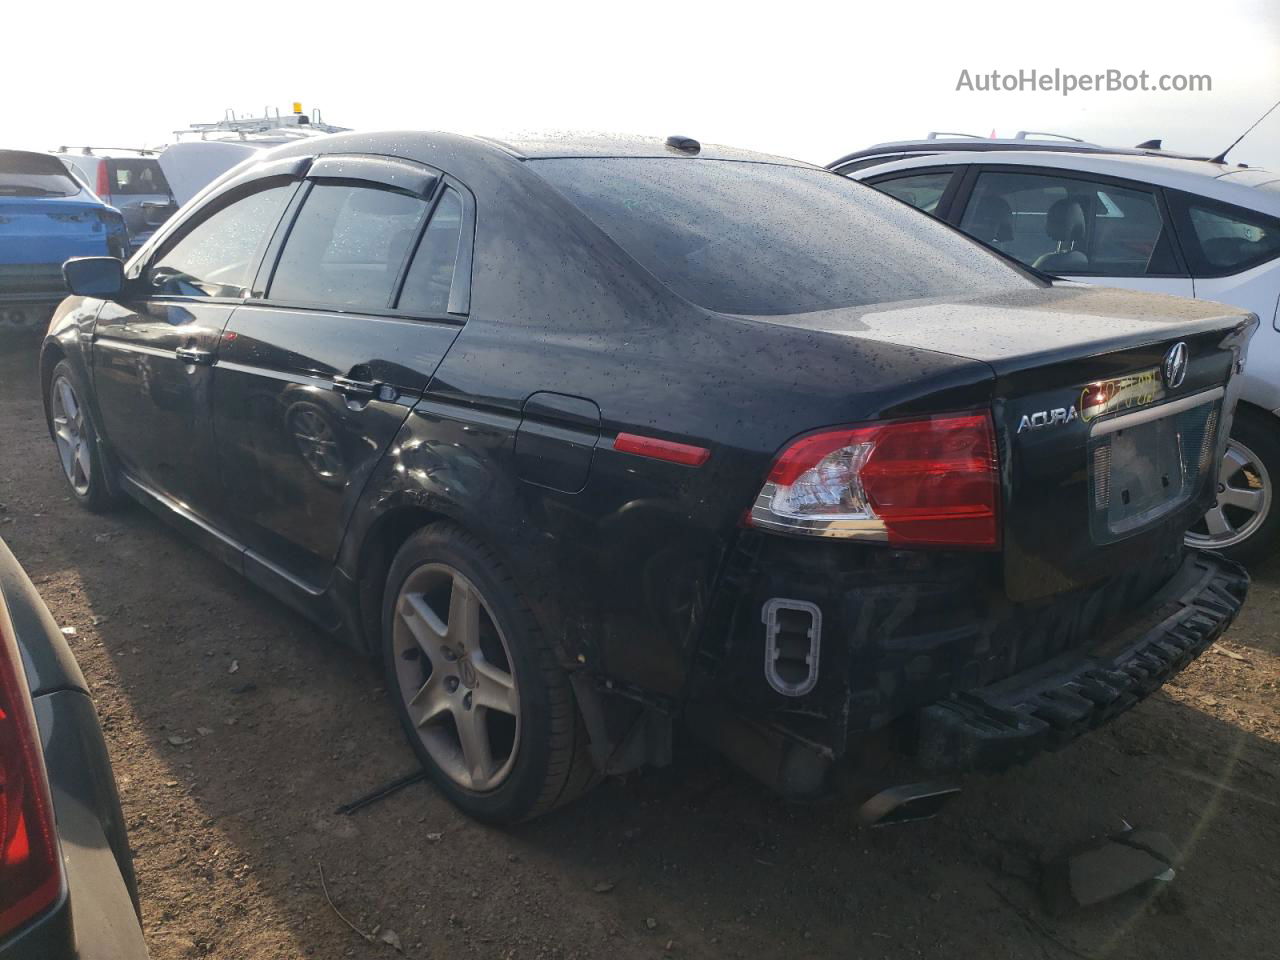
[1041,826,1177,914]
[334,770,428,815]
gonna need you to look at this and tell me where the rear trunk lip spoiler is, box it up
[1090,386,1223,438]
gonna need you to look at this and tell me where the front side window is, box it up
[269,183,429,310]
[872,172,953,215]
[958,170,1178,276]
[148,182,294,298]
[1177,198,1280,274]
[532,158,1035,316]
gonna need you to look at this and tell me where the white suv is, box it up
[835,144,1280,562]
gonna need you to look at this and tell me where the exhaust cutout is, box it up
[762,598,821,697]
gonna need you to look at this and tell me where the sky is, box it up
[4,0,1279,169]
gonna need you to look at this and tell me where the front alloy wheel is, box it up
[51,374,92,496]
[46,359,117,512]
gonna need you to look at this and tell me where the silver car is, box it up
[54,148,177,253]
[835,137,1280,562]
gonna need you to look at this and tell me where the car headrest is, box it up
[1045,198,1086,243]
[971,196,1014,243]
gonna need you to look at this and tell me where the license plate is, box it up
[1088,392,1220,542]
[1103,416,1186,530]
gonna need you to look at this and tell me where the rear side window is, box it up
[871,171,953,214]
[532,158,1034,316]
[269,184,429,310]
[1171,195,1280,275]
[398,187,463,315]
[958,170,1179,277]
[149,183,294,298]
[108,158,171,196]
[0,150,78,197]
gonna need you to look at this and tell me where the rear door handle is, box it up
[332,375,397,402]
[175,346,213,365]
[332,374,376,398]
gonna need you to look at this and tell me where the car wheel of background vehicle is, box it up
[382,524,598,823]
[46,360,119,513]
[1185,408,1280,564]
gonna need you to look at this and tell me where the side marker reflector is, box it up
[613,433,710,467]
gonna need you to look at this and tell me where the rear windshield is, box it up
[532,158,1037,315]
[108,158,171,196]
[0,150,79,197]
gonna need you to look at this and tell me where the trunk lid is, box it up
[0,196,112,263]
[756,284,1257,600]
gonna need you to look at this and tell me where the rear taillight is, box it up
[749,411,1000,548]
[0,618,62,938]
[94,163,111,203]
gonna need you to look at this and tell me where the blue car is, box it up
[0,150,127,327]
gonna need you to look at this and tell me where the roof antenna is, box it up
[1209,95,1280,164]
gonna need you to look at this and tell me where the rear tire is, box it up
[45,359,119,513]
[1186,407,1280,565]
[381,523,597,823]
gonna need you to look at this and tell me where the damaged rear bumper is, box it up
[914,552,1248,774]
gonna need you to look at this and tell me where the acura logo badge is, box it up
[1163,342,1188,389]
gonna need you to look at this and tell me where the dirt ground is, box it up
[1,328,1278,960]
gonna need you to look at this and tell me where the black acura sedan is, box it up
[43,131,1253,824]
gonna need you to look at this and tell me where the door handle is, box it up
[332,375,397,402]
[332,374,376,398]
[175,346,213,365]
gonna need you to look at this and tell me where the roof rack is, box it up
[172,104,349,142]
[828,130,1224,172]
[924,131,1094,144]
[1012,130,1089,142]
[53,146,158,156]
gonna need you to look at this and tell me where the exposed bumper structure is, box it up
[915,552,1248,773]
[0,263,67,304]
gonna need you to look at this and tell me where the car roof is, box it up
[474,132,816,166]
[255,130,820,178]
[847,149,1280,215]
[0,148,60,162]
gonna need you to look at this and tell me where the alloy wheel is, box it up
[50,375,91,496]
[391,563,521,792]
[1186,438,1272,551]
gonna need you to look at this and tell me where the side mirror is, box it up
[62,257,124,298]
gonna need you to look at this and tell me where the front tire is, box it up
[381,524,597,823]
[46,359,118,513]
[1186,408,1280,564]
